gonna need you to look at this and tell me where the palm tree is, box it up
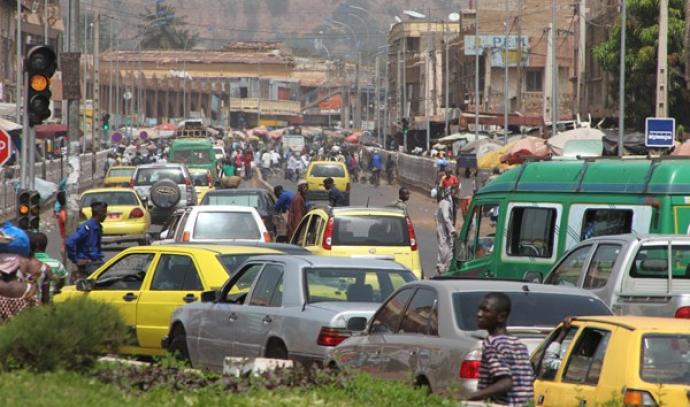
[138,4,198,50]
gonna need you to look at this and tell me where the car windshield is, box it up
[190,172,209,186]
[202,193,261,208]
[107,168,134,177]
[80,191,138,207]
[217,254,262,276]
[135,168,184,186]
[305,267,415,303]
[641,334,690,384]
[193,212,261,240]
[171,149,211,164]
[311,164,345,178]
[453,292,611,331]
[333,215,410,246]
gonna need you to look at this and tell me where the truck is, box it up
[543,234,690,319]
[282,134,305,153]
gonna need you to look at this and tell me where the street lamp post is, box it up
[618,0,626,157]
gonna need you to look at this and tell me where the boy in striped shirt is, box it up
[468,292,535,406]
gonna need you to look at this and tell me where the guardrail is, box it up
[0,150,109,219]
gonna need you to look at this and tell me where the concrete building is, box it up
[460,0,575,124]
[575,0,618,120]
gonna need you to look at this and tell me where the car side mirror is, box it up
[200,290,220,303]
[347,317,368,332]
[140,196,148,206]
[76,279,94,292]
[159,229,169,240]
[523,271,544,283]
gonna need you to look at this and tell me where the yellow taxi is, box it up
[532,316,690,407]
[104,165,135,187]
[54,244,286,356]
[304,161,351,205]
[189,168,215,205]
[80,187,151,245]
[290,206,422,279]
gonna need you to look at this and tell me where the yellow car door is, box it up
[83,252,157,349]
[303,214,325,253]
[135,253,207,351]
[534,325,615,406]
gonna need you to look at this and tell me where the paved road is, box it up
[262,171,443,277]
[42,169,469,279]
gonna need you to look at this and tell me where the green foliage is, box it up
[139,4,198,50]
[0,297,128,372]
[592,0,689,130]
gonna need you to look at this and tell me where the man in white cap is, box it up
[287,179,308,238]
[434,187,457,277]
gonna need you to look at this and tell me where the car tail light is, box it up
[128,178,135,188]
[322,217,334,250]
[182,231,191,242]
[623,389,657,407]
[675,306,690,319]
[263,231,272,243]
[129,208,145,218]
[459,348,482,379]
[317,327,350,347]
[406,217,418,251]
[185,175,194,205]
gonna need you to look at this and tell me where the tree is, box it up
[138,4,198,50]
[592,0,689,130]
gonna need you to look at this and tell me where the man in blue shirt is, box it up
[273,185,295,213]
[66,201,107,280]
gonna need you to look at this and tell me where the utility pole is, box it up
[44,0,49,45]
[92,13,100,156]
[474,3,480,144]
[551,0,558,137]
[375,55,380,141]
[397,48,402,123]
[444,29,450,136]
[354,52,361,129]
[618,0,626,157]
[503,0,510,144]
[576,0,587,116]
[656,0,668,117]
[383,55,389,148]
[66,0,81,235]
[426,50,431,153]
[15,0,21,123]
[516,0,524,112]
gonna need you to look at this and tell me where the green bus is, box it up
[169,137,218,181]
[448,157,690,280]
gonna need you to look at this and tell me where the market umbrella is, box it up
[460,138,501,154]
[250,126,269,137]
[478,142,516,171]
[547,128,605,156]
[500,136,550,165]
[345,133,361,144]
[269,129,285,139]
[155,122,177,131]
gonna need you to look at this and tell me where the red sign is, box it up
[0,129,11,166]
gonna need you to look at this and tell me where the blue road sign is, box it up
[645,117,676,148]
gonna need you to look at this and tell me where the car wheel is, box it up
[264,339,288,360]
[150,179,181,209]
[168,326,190,363]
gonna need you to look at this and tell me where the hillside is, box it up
[86,0,470,53]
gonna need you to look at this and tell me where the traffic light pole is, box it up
[20,71,29,189]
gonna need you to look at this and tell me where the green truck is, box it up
[449,157,690,280]
[168,137,218,181]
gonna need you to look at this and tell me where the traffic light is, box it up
[24,45,57,126]
[17,190,40,230]
[101,113,111,131]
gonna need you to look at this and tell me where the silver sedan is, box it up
[329,280,612,397]
[164,255,416,370]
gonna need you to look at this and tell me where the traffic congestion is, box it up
[0,122,689,407]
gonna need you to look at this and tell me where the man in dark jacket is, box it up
[323,177,347,207]
[65,201,107,280]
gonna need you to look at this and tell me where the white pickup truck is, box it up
[543,233,690,319]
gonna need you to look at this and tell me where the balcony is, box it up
[229,98,301,116]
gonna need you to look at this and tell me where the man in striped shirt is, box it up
[468,292,535,406]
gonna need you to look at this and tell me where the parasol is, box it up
[500,136,550,165]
